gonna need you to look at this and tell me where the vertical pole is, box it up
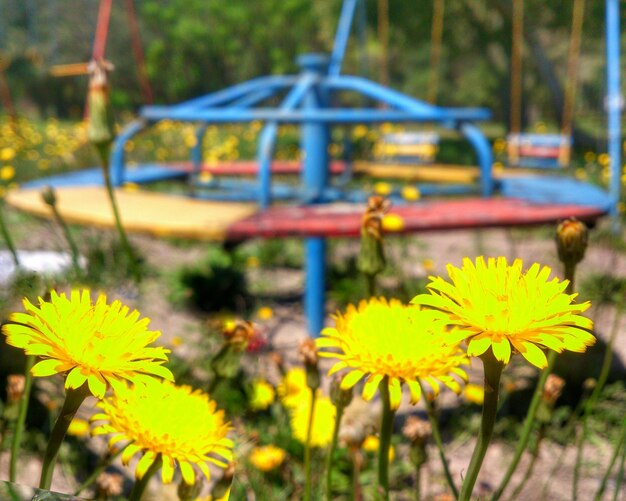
[606,0,621,229]
[329,0,359,77]
[124,0,154,104]
[298,54,331,336]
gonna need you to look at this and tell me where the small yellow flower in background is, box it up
[0,166,15,181]
[583,151,596,163]
[422,258,435,272]
[257,307,274,321]
[317,298,468,410]
[0,147,15,162]
[413,257,595,369]
[198,172,213,184]
[249,445,286,472]
[277,367,309,409]
[246,256,260,268]
[382,214,404,232]
[289,394,335,447]
[67,418,90,438]
[598,153,610,167]
[362,435,395,461]
[170,336,184,348]
[91,378,233,484]
[249,379,275,411]
[463,383,485,405]
[2,290,173,398]
[122,182,140,193]
[401,186,420,201]
[374,182,393,196]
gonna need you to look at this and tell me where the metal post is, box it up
[329,0,359,77]
[299,54,331,336]
[606,0,621,228]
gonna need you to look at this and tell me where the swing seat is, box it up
[506,133,571,169]
[375,131,439,165]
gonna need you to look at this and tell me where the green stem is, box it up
[612,430,626,501]
[491,351,557,500]
[128,453,162,501]
[414,459,422,501]
[366,273,377,298]
[74,442,129,495]
[420,382,458,498]
[458,354,504,501]
[573,302,622,500]
[98,147,141,283]
[594,418,626,501]
[378,378,395,501]
[325,404,345,501]
[350,448,363,501]
[303,387,317,501]
[39,383,90,490]
[564,262,576,295]
[510,425,544,499]
[50,203,82,278]
[0,200,19,266]
[10,355,34,482]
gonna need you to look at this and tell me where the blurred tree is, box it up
[0,0,616,141]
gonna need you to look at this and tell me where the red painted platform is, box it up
[171,160,348,176]
[225,198,607,241]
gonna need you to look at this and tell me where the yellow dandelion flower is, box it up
[0,147,15,162]
[463,383,485,405]
[249,379,275,411]
[316,298,468,410]
[249,445,286,472]
[289,394,335,447]
[67,418,90,437]
[362,435,395,461]
[2,290,173,398]
[413,257,595,369]
[277,367,309,409]
[374,182,392,196]
[91,378,233,484]
[0,166,15,181]
[401,186,420,201]
[257,307,273,321]
[382,214,405,232]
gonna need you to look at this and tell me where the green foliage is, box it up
[82,235,150,286]
[169,245,252,313]
[579,272,626,306]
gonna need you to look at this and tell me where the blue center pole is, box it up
[298,54,331,336]
[606,0,621,229]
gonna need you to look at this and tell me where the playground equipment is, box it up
[6,0,621,336]
[506,0,585,169]
[50,0,153,105]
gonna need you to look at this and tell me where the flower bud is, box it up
[87,59,115,148]
[41,186,57,207]
[542,374,565,406]
[222,319,256,349]
[6,374,25,405]
[299,337,320,391]
[402,415,432,446]
[330,374,353,410]
[357,196,389,277]
[556,218,588,267]
[95,472,124,498]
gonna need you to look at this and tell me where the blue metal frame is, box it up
[606,0,621,226]
[109,1,495,335]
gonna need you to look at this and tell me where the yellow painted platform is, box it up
[6,187,257,241]
[354,162,480,183]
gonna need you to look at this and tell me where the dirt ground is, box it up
[2,209,626,500]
